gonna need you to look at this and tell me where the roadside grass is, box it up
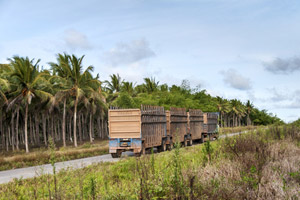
[219,125,259,135]
[0,125,299,199]
[0,140,108,171]
[0,126,260,171]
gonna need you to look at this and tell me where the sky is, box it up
[0,0,300,122]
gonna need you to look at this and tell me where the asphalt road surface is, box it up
[0,131,247,184]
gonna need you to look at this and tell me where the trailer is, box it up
[108,105,169,158]
[188,109,204,143]
[166,107,191,146]
[203,112,219,141]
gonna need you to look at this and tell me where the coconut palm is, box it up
[86,83,107,143]
[49,53,73,147]
[245,100,254,126]
[105,74,123,93]
[216,97,230,127]
[8,56,52,153]
[230,99,240,127]
[54,54,95,147]
[121,81,135,96]
[143,77,159,93]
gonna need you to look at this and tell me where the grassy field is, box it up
[0,125,299,199]
[0,140,108,171]
[0,126,257,171]
[219,125,259,135]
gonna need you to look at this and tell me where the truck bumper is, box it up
[109,138,142,153]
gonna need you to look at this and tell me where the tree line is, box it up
[0,53,283,153]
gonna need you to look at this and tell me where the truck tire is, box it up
[141,144,146,155]
[184,138,188,147]
[135,144,146,157]
[201,134,204,143]
[158,140,167,152]
[188,139,193,146]
[111,150,122,158]
[167,141,173,151]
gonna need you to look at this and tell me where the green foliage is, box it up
[202,140,214,165]
[1,127,300,199]
[291,118,300,127]
[112,92,136,108]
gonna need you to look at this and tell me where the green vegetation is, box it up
[0,140,108,171]
[1,125,299,199]
[291,118,300,127]
[0,55,283,154]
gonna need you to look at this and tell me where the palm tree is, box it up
[0,65,10,150]
[55,54,95,147]
[86,84,106,143]
[121,81,135,96]
[49,53,72,147]
[216,97,230,127]
[143,77,159,93]
[236,101,246,126]
[230,99,240,127]
[246,100,254,126]
[8,56,51,153]
[0,64,10,103]
[105,74,123,93]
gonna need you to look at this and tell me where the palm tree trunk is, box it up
[97,116,101,138]
[25,103,29,153]
[89,113,93,143]
[35,113,40,145]
[11,111,15,151]
[78,114,82,142]
[62,98,66,147]
[16,107,19,150]
[101,118,104,139]
[54,117,57,141]
[73,94,78,147]
[7,126,10,151]
[42,113,47,146]
[51,114,54,140]
[0,111,4,150]
[69,115,72,142]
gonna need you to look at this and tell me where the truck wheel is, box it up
[141,144,146,155]
[184,138,188,147]
[111,150,122,158]
[188,139,193,146]
[158,140,167,152]
[135,153,141,157]
[167,141,173,151]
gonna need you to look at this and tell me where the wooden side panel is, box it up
[166,111,170,136]
[109,109,141,138]
[188,109,204,140]
[207,113,218,133]
[203,113,208,124]
[169,107,188,142]
[141,105,167,148]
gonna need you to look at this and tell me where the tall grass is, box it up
[0,125,300,199]
[0,140,108,171]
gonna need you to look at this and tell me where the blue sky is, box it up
[1,0,300,122]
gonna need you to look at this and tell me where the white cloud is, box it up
[104,38,155,66]
[222,68,251,90]
[64,29,92,50]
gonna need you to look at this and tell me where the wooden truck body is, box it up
[203,112,219,140]
[109,105,168,157]
[188,109,204,141]
[166,107,191,145]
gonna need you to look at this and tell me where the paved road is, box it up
[0,131,248,184]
